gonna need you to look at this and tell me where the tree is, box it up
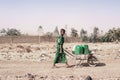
[70,28,78,37]
[53,26,59,37]
[0,28,6,33]
[45,32,53,42]
[38,26,44,36]
[102,27,120,42]
[64,25,68,42]
[6,28,21,43]
[64,25,68,37]
[6,28,21,36]
[92,27,99,42]
[0,28,6,36]
[38,26,44,43]
[80,28,88,42]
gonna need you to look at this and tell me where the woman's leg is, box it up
[52,63,56,68]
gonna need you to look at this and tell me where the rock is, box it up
[85,76,92,80]
[26,73,35,80]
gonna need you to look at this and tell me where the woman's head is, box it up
[60,29,66,36]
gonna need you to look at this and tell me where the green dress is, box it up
[54,36,67,64]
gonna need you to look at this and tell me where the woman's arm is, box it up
[60,44,63,53]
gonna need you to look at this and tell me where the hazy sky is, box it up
[0,0,120,35]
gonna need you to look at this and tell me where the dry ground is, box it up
[0,42,120,80]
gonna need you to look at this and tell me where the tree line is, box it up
[0,26,120,43]
[70,27,120,42]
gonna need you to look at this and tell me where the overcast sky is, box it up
[0,0,120,35]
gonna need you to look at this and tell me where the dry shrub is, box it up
[34,47,40,50]
[16,45,24,49]
[25,47,32,53]
[16,45,25,53]
[9,47,12,49]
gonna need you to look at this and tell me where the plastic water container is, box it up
[84,45,90,54]
[74,45,90,55]
[75,45,84,55]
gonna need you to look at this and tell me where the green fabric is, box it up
[54,36,67,64]
[83,45,89,54]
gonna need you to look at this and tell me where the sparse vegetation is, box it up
[70,28,78,38]
[80,28,88,42]
[0,28,21,43]
[53,26,59,37]
[101,28,120,42]
[0,27,120,43]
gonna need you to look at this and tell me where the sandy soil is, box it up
[0,42,120,80]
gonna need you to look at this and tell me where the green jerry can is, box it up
[83,45,90,54]
[75,45,84,55]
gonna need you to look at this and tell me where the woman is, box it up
[53,29,69,68]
